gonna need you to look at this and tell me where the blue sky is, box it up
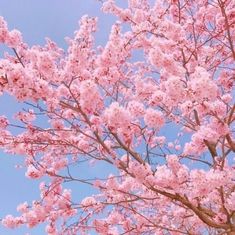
[0,1,120,234]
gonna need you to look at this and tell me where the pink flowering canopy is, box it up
[0,0,235,234]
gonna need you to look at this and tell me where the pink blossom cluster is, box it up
[144,108,164,129]
[0,17,23,47]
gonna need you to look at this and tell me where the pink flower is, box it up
[15,110,35,123]
[2,215,23,229]
[189,66,218,101]
[144,108,164,129]
[164,76,185,102]
[127,100,145,117]
[25,165,43,179]
[81,196,97,207]
[0,17,9,43]
[79,80,103,114]
[6,29,22,47]
[0,115,8,129]
[226,192,235,211]
[17,202,29,213]
[104,102,131,129]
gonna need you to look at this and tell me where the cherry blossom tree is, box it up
[0,0,235,234]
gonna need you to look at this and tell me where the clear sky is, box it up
[0,1,120,234]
